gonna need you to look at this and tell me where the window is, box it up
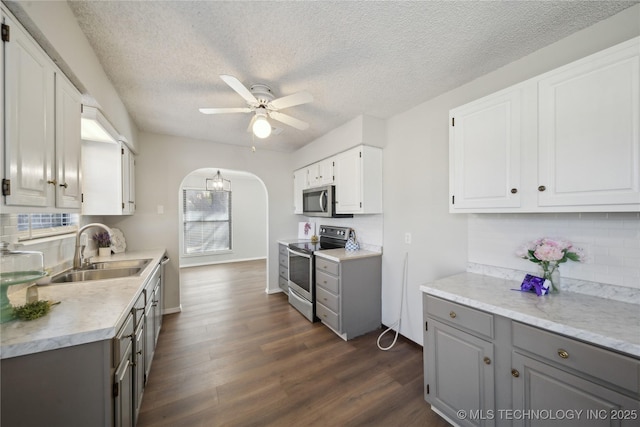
[182,189,232,255]
[17,213,79,240]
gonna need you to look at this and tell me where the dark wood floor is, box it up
[137,259,449,427]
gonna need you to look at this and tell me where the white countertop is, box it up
[0,249,166,359]
[315,248,382,262]
[420,272,640,359]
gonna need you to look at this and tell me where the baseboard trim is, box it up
[163,305,182,314]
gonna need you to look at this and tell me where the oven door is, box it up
[287,247,313,301]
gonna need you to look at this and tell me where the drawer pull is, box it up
[449,311,457,319]
[538,185,546,192]
[483,357,491,365]
[557,349,569,359]
[511,369,520,378]
[510,188,518,194]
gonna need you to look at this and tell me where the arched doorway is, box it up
[177,167,268,282]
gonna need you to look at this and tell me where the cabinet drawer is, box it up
[316,286,339,313]
[278,276,288,292]
[425,295,493,339]
[113,313,134,368]
[316,258,339,276]
[316,302,340,332]
[279,267,288,280]
[279,253,288,268]
[279,244,288,256]
[513,322,640,394]
[316,270,339,294]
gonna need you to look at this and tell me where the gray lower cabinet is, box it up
[511,322,640,427]
[424,295,496,427]
[315,254,381,340]
[423,294,640,427]
[0,259,165,427]
[278,243,289,293]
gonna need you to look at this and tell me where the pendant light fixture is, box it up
[206,170,231,192]
[252,108,272,139]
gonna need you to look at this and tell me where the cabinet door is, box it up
[293,168,307,213]
[334,146,363,213]
[426,319,495,427]
[55,73,82,209]
[3,14,55,207]
[81,140,123,215]
[113,341,134,427]
[449,88,522,210]
[122,144,135,215]
[538,38,640,207]
[316,157,335,185]
[133,324,145,422]
[512,352,640,427]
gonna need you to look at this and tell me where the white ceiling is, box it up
[62,0,637,152]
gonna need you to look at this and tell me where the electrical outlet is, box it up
[405,233,412,244]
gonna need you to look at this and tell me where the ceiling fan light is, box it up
[252,115,272,139]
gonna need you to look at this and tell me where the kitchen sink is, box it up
[50,267,144,284]
[82,258,152,271]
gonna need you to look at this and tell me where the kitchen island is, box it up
[420,273,640,427]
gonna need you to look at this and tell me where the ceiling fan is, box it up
[199,75,313,139]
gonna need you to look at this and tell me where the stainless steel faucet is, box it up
[73,223,113,269]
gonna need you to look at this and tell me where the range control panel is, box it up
[319,225,351,241]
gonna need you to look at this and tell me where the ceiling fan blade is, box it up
[199,107,252,114]
[220,75,258,104]
[269,111,309,130]
[269,91,313,110]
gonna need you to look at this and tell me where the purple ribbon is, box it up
[517,274,550,296]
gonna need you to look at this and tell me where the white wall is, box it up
[179,169,267,267]
[469,213,640,289]
[105,132,296,312]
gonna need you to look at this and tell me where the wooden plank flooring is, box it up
[137,260,449,427]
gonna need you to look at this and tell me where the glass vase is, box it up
[540,263,560,293]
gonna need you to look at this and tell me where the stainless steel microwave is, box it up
[302,185,353,218]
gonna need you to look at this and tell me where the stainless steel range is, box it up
[287,225,351,322]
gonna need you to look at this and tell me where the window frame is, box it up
[16,213,79,241]
[182,187,232,256]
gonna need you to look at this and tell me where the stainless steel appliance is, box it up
[302,185,353,218]
[287,225,351,321]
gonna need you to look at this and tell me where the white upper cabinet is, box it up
[55,73,82,209]
[334,145,382,214]
[121,143,135,215]
[537,38,640,207]
[82,140,135,216]
[449,87,522,210]
[3,12,55,207]
[307,157,335,188]
[450,36,640,213]
[2,12,81,211]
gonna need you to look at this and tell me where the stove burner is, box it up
[288,225,352,254]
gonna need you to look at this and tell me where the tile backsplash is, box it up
[468,212,640,290]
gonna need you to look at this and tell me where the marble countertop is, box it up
[0,249,166,359]
[315,248,382,262]
[420,272,640,359]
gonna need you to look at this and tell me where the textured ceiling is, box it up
[63,1,637,152]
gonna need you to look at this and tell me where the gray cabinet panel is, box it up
[315,254,381,340]
[513,322,640,395]
[423,292,640,427]
[512,351,640,427]
[427,319,495,427]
